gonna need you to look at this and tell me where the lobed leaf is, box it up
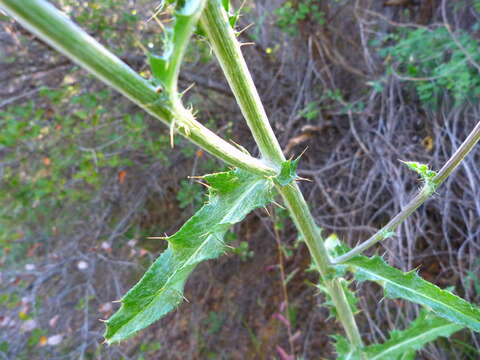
[364,311,463,360]
[104,169,274,343]
[341,255,480,332]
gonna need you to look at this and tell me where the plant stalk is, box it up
[0,0,275,177]
[200,0,364,349]
[199,0,284,167]
[333,120,480,264]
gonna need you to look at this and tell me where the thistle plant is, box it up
[2,0,480,358]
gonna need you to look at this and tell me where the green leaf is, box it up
[396,350,416,360]
[149,53,170,86]
[221,0,230,12]
[400,160,437,183]
[364,311,463,360]
[274,158,299,186]
[221,0,239,28]
[341,255,480,332]
[104,169,274,343]
[333,334,361,360]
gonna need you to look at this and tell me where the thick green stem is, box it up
[0,0,275,177]
[201,0,363,350]
[199,1,284,167]
[333,120,480,264]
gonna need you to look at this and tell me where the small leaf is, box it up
[340,255,480,332]
[380,229,396,240]
[332,334,361,360]
[222,0,230,12]
[400,160,437,184]
[149,53,170,85]
[104,169,274,343]
[364,311,463,360]
[274,158,299,186]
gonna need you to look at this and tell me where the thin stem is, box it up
[279,183,364,349]
[201,0,363,350]
[0,0,275,177]
[434,120,480,185]
[164,1,206,94]
[333,120,480,264]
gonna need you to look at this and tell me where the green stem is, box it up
[0,0,275,177]
[200,0,363,350]
[333,120,480,264]
[164,1,206,94]
[199,1,284,167]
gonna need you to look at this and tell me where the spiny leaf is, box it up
[364,311,463,360]
[341,255,480,332]
[104,169,274,343]
[334,312,463,360]
[274,158,299,186]
[333,334,361,360]
[400,160,437,190]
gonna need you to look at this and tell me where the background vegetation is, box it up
[1,0,479,359]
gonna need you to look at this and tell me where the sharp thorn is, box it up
[271,200,286,209]
[236,22,254,36]
[296,146,309,160]
[239,42,256,47]
[194,179,211,188]
[296,176,312,182]
[239,0,248,12]
[263,206,271,217]
[98,318,108,323]
[181,82,195,97]
[170,124,175,148]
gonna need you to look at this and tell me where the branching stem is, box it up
[0,0,275,177]
[333,120,480,264]
[200,0,363,350]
